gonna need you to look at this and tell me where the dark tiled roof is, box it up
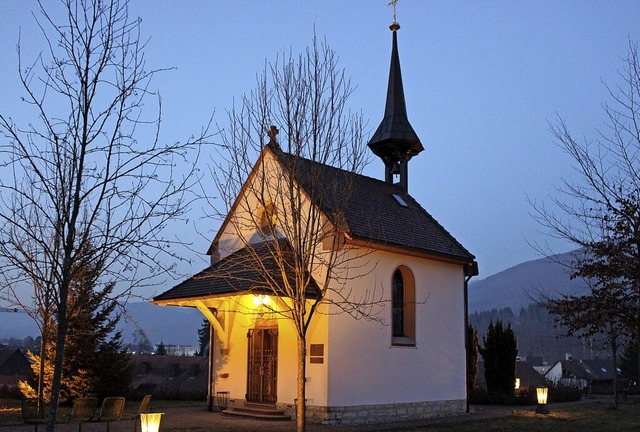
[270,146,475,264]
[516,361,544,388]
[581,359,617,380]
[154,240,320,302]
[156,146,476,303]
[554,360,590,380]
[0,348,16,366]
[0,348,29,376]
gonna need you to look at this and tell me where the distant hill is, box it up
[117,302,202,347]
[1,251,593,350]
[467,250,610,363]
[469,251,588,313]
[0,302,203,347]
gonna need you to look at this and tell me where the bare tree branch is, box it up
[531,39,640,402]
[209,34,376,432]
[0,1,211,429]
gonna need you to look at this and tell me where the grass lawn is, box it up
[392,398,640,432]
[0,398,21,427]
[1,397,638,431]
[0,398,203,428]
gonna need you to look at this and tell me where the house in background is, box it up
[545,358,618,393]
[581,359,619,394]
[153,19,477,425]
[476,360,544,392]
[516,361,544,391]
[0,347,30,388]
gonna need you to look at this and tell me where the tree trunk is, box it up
[611,333,619,409]
[37,323,46,417]
[296,337,307,432]
[45,285,69,432]
[637,322,640,388]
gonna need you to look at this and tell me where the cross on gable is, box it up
[267,125,279,141]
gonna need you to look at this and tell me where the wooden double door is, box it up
[246,327,278,403]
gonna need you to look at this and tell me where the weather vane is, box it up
[389,0,398,25]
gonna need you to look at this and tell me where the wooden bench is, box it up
[67,397,98,432]
[122,395,152,432]
[93,396,126,432]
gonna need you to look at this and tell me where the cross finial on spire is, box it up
[388,0,400,31]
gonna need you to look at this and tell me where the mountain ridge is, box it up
[469,250,587,313]
[0,302,203,347]
[1,251,588,346]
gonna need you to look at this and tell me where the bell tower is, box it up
[367,7,423,193]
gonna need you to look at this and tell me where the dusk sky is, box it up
[3,1,640,286]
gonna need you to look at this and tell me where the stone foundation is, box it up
[282,399,466,425]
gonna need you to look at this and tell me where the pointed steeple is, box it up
[368,20,424,193]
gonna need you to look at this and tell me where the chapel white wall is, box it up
[324,249,467,406]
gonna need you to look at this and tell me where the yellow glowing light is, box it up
[536,387,548,405]
[535,387,550,414]
[252,294,271,307]
[140,412,164,432]
[515,378,520,390]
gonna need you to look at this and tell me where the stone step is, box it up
[234,404,286,415]
[222,403,291,421]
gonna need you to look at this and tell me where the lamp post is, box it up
[140,412,164,432]
[535,387,549,414]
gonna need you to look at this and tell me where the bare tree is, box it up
[210,35,378,432]
[544,278,627,406]
[0,1,208,429]
[531,39,640,391]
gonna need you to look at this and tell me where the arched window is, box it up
[391,266,415,346]
[258,203,277,235]
[392,271,405,337]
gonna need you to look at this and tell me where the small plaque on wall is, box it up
[310,344,324,364]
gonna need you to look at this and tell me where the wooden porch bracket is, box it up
[194,300,230,354]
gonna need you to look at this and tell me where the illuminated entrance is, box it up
[246,327,278,403]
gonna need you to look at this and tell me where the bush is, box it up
[470,384,581,406]
[548,385,582,403]
[479,320,517,398]
[470,386,516,405]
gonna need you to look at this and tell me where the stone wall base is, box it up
[280,399,466,425]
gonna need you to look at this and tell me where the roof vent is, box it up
[392,193,408,207]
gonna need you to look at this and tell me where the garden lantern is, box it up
[535,387,549,414]
[140,412,164,432]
